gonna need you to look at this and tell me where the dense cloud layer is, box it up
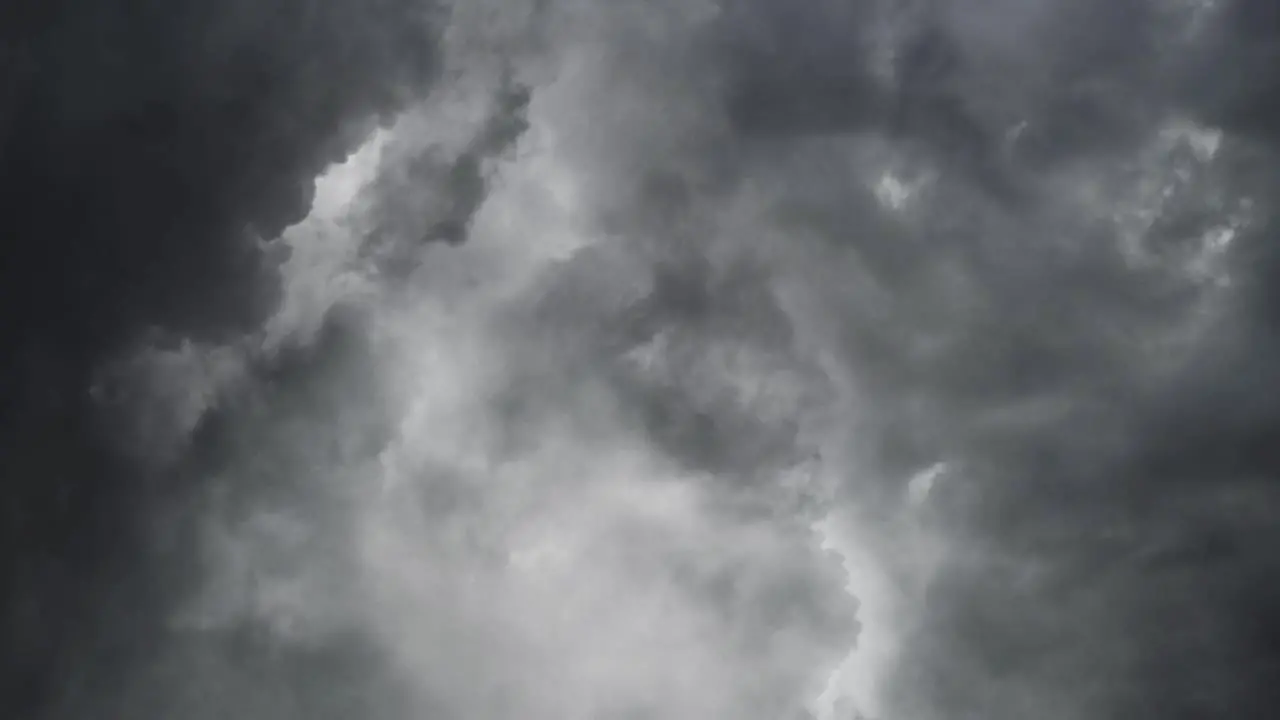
[1,0,439,713]
[5,1,1280,719]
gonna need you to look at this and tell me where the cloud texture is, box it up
[5,1,1280,719]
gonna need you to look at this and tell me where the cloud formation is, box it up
[8,1,1280,719]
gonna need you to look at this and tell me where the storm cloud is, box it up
[5,1,1280,719]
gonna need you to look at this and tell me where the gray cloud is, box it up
[17,1,1280,719]
[3,0,443,714]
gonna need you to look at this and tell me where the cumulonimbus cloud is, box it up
[13,1,1280,719]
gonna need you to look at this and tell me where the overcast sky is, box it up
[4,1,1280,719]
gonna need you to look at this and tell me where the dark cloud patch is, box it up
[1,1,440,715]
[362,75,532,274]
[840,145,1280,718]
[719,0,1206,211]
[708,2,1280,717]
[1181,0,1280,142]
[719,0,888,139]
[84,310,402,720]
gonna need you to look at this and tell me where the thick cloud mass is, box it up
[5,1,1280,719]
[1,0,439,714]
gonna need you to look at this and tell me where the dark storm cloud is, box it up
[360,75,532,271]
[720,0,1198,204]
[1180,0,1280,142]
[701,1,1280,717]
[95,311,403,720]
[1,1,441,715]
[11,0,1280,718]
[439,6,1280,713]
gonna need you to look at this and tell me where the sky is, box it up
[4,1,1280,719]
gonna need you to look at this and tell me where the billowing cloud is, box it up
[10,1,1280,719]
